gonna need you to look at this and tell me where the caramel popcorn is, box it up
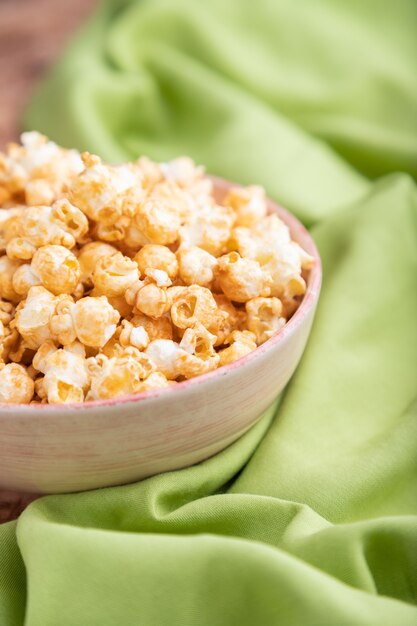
[170,285,222,330]
[216,252,272,303]
[134,244,178,280]
[245,297,285,344]
[86,347,155,400]
[0,363,34,403]
[0,133,313,403]
[134,194,182,245]
[145,339,187,380]
[128,281,171,318]
[33,340,89,404]
[135,371,172,393]
[232,214,314,299]
[0,256,22,302]
[77,241,119,284]
[14,286,58,349]
[119,319,150,351]
[177,247,217,287]
[31,245,80,295]
[218,331,258,367]
[129,313,173,342]
[179,204,235,256]
[224,185,267,227]
[92,252,139,297]
[0,132,84,206]
[178,323,220,377]
[59,296,120,348]
[212,295,246,346]
[68,152,142,224]
[4,204,77,256]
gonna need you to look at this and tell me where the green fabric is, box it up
[1,0,417,624]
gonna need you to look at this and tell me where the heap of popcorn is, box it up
[0,132,313,404]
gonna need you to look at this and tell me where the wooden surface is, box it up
[0,491,39,524]
[0,0,97,146]
[0,0,96,522]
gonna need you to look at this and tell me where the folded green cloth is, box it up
[1,1,417,624]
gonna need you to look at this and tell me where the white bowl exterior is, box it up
[0,303,316,493]
[0,180,321,493]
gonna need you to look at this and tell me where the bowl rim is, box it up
[0,176,321,414]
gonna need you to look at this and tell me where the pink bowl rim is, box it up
[0,177,322,414]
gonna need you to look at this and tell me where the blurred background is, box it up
[2,0,416,181]
[0,0,96,145]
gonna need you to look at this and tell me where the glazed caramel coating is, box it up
[0,133,313,403]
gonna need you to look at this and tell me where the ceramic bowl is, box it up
[0,177,321,494]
